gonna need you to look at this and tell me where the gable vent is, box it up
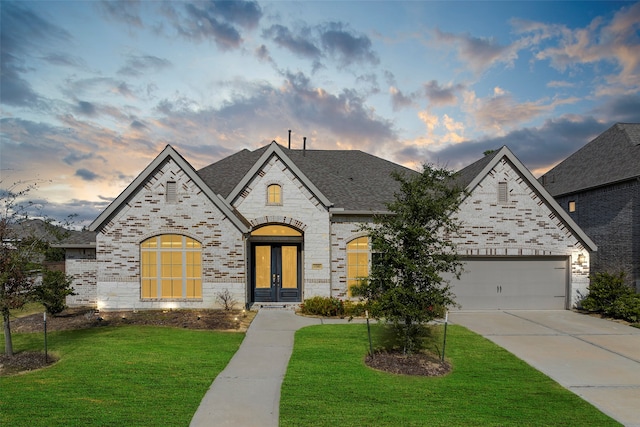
[498,182,508,204]
[166,181,177,203]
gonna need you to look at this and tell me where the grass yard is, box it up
[280,324,622,427]
[0,326,244,426]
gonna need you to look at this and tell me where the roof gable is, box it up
[198,141,417,212]
[540,123,640,196]
[89,145,249,233]
[458,146,596,251]
[226,141,333,208]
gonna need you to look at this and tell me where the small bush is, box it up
[610,294,640,323]
[32,269,75,315]
[300,296,344,317]
[582,271,640,323]
[215,289,237,311]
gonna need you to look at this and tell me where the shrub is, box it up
[32,269,75,315]
[215,289,237,311]
[299,296,344,317]
[610,294,640,323]
[582,271,640,323]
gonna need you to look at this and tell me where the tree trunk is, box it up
[3,311,13,357]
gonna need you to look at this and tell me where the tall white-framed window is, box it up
[141,234,202,299]
[346,236,369,296]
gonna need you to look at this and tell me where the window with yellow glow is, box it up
[141,234,202,299]
[347,237,369,295]
[267,184,282,204]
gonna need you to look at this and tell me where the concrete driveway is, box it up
[449,310,640,427]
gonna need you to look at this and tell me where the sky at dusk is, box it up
[2,1,640,228]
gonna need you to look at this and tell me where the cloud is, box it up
[420,116,608,174]
[0,2,70,107]
[592,93,640,123]
[390,86,415,111]
[262,21,379,69]
[99,0,143,27]
[464,88,554,133]
[117,54,172,76]
[169,0,263,49]
[262,24,321,59]
[424,80,464,106]
[517,2,640,95]
[76,101,97,116]
[434,28,515,74]
[75,168,101,181]
[319,22,379,67]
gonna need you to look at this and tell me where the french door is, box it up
[253,244,301,302]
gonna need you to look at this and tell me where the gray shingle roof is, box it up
[540,123,640,197]
[198,143,418,212]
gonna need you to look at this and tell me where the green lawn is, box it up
[280,324,622,427]
[1,326,243,426]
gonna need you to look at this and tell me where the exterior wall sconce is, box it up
[577,253,586,264]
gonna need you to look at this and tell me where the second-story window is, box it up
[267,184,282,205]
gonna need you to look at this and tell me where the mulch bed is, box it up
[366,350,451,376]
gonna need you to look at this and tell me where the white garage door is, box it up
[451,257,568,310]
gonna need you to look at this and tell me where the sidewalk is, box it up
[190,309,334,427]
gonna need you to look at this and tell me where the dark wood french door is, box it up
[252,244,301,302]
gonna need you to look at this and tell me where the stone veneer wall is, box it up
[95,159,246,311]
[451,158,590,307]
[65,248,97,306]
[232,156,331,300]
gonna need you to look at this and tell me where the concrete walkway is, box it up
[190,309,347,427]
[450,310,640,427]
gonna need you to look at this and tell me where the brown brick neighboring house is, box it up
[540,123,640,291]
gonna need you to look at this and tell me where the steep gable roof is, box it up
[90,145,249,233]
[540,123,640,197]
[198,141,417,212]
[457,146,597,252]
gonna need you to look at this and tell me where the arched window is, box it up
[141,234,202,299]
[346,236,369,295]
[267,184,282,205]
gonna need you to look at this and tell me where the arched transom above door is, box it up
[251,224,302,237]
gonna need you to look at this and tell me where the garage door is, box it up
[451,257,568,310]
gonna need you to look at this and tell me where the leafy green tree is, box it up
[1,182,74,356]
[352,165,465,354]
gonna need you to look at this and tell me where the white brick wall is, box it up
[451,158,590,307]
[94,159,246,311]
[233,156,332,299]
[65,249,97,306]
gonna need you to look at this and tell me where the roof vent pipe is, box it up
[288,130,291,149]
[303,137,306,156]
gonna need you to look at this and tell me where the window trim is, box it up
[346,236,369,296]
[140,234,202,300]
[267,184,282,205]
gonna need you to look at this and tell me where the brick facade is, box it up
[70,144,594,311]
[554,179,639,291]
[92,158,246,310]
[452,158,590,307]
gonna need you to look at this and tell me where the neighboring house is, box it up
[62,142,595,311]
[540,123,640,292]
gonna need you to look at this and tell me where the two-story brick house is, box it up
[63,141,595,311]
[540,123,640,291]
